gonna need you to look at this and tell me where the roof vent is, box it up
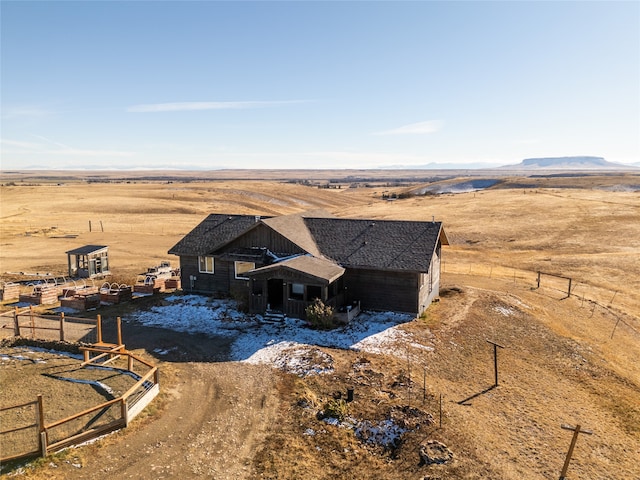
[255,215,261,223]
[370,222,376,227]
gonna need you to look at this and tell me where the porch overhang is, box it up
[245,255,344,285]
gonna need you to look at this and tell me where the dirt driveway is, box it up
[48,359,279,480]
[91,319,281,480]
[107,362,277,479]
[1,316,280,480]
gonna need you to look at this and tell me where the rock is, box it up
[419,440,453,465]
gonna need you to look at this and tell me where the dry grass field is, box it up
[0,171,639,479]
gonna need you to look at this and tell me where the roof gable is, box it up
[261,213,324,257]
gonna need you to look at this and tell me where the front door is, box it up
[267,278,284,311]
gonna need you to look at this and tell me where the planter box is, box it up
[100,286,133,304]
[19,285,58,305]
[164,278,181,289]
[0,283,20,302]
[335,301,361,324]
[60,293,101,311]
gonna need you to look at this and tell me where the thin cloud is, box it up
[127,100,310,113]
[0,139,41,149]
[373,120,444,136]
[2,136,134,157]
[2,106,53,119]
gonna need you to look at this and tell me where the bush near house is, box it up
[305,298,335,330]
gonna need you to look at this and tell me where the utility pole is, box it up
[559,424,593,480]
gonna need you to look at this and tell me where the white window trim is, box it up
[234,261,255,280]
[198,255,215,274]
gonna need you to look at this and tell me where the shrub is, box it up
[305,298,334,330]
[322,398,349,422]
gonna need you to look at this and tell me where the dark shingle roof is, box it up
[170,212,447,272]
[168,214,266,256]
[304,218,445,271]
[66,245,108,255]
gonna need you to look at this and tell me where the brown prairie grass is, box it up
[1,173,639,479]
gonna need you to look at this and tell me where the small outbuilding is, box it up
[66,245,110,279]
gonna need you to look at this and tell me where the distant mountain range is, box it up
[7,156,638,172]
[503,156,637,170]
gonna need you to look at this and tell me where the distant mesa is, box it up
[509,156,634,170]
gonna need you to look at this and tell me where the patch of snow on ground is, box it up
[132,295,249,336]
[494,306,515,316]
[355,418,407,448]
[49,375,114,396]
[130,295,428,374]
[14,346,83,360]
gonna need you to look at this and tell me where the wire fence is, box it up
[442,260,640,340]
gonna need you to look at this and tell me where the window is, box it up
[307,285,322,301]
[289,283,304,300]
[198,256,215,273]
[234,261,255,280]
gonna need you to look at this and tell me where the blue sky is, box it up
[1,1,638,170]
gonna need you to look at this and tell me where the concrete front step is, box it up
[262,311,286,323]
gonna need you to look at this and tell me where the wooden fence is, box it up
[0,346,159,464]
[0,307,98,343]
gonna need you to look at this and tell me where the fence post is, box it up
[14,307,20,336]
[117,317,123,346]
[59,312,65,342]
[487,340,506,387]
[30,305,35,338]
[121,398,128,427]
[36,395,47,457]
[96,314,102,344]
[537,271,541,289]
[559,424,593,480]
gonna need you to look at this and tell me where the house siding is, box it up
[418,242,442,313]
[343,267,420,314]
[179,255,233,296]
[220,224,306,256]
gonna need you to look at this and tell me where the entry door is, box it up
[267,279,284,310]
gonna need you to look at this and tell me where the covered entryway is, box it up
[267,278,284,311]
[246,256,345,320]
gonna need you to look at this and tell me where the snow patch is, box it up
[128,295,428,376]
[494,306,515,316]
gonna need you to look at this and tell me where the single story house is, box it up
[168,211,448,319]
